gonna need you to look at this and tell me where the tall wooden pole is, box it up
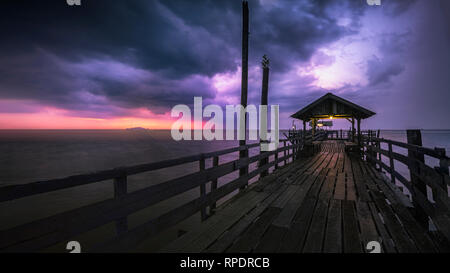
[239,1,249,190]
[259,55,270,178]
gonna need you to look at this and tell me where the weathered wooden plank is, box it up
[335,152,344,174]
[323,199,342,253]
[351,157,371,202]
[278,198,317,253]
[159,191,263,253]
[355,201,379,252]
[342,200,362,253]
[344,153,352,174]
[302,172,334,253]
[206,183,289,253]
[278,162,330,253]
[369,190,437,253]
[370,191,418,253]
[302,199,329,253]
[334,172,346,200]
[327,152,339,171]
[367,202,397,253]
[346,175,357,201]
[357,159,379,192]
[319,175,336,201]
[272,172,318,228]
[271,185,300,209]
[254,225,288,253]
[226,207,282,253]
[362,163,444,251]
[428,231,450,253]
[162,162,296,253]
[304,153,330,175]
[370,171,413,208]
[252,158,302,192]
[290,154,327,185]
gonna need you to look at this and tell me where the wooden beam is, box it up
[407,129,429,229]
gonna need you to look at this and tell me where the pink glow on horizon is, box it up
[0,100,217,129]
[0,100,174,129]
[0,112,174,129]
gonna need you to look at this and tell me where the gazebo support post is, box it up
[351,117,355,142]
[357,118,361,146]
[303,120,306,142]
[311,118,316,139]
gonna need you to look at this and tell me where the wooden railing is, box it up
[361,130,450,240]
[326,130,351,140]
[325,129,379,141]
[0,136,320,253]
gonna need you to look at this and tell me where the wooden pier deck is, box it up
[161,141,449,253]
[1,133,449,253]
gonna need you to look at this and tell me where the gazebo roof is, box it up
[291,93,375,121]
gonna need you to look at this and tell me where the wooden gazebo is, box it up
[291,93,376,144]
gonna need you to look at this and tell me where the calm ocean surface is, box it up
[0,129,449,251]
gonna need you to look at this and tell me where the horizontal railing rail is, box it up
[0,136,315,252]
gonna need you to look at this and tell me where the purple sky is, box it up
[0,0,449,129]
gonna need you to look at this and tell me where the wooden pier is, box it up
[0,130,449,253]
[161,140,449,253]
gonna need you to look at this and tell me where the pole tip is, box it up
[262,54,270,68]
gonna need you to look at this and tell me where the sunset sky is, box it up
[0,0,449,129]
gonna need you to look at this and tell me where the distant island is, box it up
[125,127,149,131]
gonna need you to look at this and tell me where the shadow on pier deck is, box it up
[160,141,449,253]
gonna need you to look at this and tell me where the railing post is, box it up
[388,143,395,184]
[377,139,382,171]
[406,129,429,229]
[366,131,373,166]
[434,148,449,196]
[275,147,279,170]
[114,174,128,235]
[199,155,207,221]
[210,155,219,214]
[239,146,249,192]
[292,139,296,162]
[284,141,287,166]
[259,145,269,178]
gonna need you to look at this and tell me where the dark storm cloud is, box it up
[366,57,405,87]
[0,0,238,78]
[382,0,417,15]
[0,0,368,117]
